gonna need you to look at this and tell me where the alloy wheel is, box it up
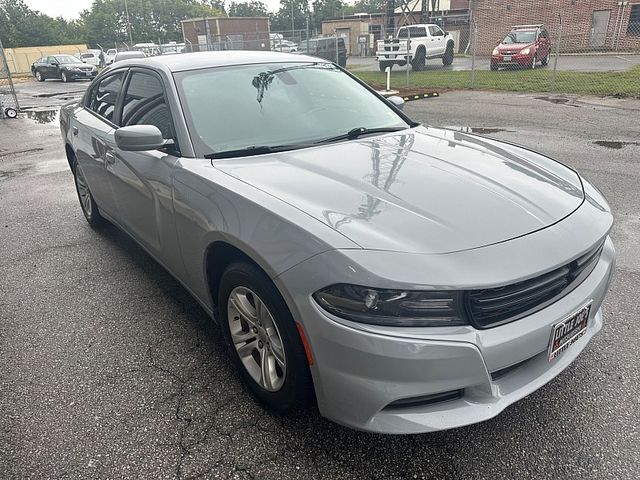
[75,165,92,217]
[227,286,286,392]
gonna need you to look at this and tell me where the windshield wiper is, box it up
[316,126,408,145]
[204,144,310,159]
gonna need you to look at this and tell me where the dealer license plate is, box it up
[548,303,591,362]
[503,55,512,62]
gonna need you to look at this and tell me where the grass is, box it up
[354,65,640,97]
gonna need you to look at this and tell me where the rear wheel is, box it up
[412,47,426,71]
[218,261,314,413]
[73,161,103,228]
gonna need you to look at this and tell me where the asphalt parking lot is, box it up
[348,53,640,72]
[1,79,639,479]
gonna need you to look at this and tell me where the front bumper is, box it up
[277,182,615,433]
[67,70,97,79]
[491,53,534,67]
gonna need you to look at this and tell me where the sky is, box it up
[23,0,286,19]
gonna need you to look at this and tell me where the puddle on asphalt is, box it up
[21,109,60,125]
[535,96,580,107]
[594,140,640,149]
[445,126,514,134]
[0,165,33,180]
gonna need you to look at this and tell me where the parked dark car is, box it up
[299,37,347,67]
[31,55,97,82]
[491,24,552,70]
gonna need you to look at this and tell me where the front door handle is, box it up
[72,126,78,136]
[105,151,115,166]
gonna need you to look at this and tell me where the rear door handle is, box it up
[72,126,78,136]
[105,151,115,166]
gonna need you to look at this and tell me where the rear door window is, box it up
[88,72,125,123]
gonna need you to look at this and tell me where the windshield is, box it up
[56,55,81,63]
[175,62,410,156]
[503,31,536,44]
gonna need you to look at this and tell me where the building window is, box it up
[629,4,640,36]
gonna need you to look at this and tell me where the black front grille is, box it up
[466,242,604,329]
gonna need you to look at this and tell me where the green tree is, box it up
[311,0,344,29]
[270,0,309,32]
[228,1,268,17]
[81,0,224,47]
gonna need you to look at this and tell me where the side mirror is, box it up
[115,125,171,151]
[387,95,405,111]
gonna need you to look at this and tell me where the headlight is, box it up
[520,47,531,55]
[492,48,499,56]
[313,284,468,327]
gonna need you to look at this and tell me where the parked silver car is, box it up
[60,52,615,434]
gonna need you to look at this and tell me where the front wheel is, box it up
[379,61,392,72]
[61,71,69,82]
[541,51,550,66]
[219,262,314,413]
[73,161,104,228]
[442,44,454,66]
[530,55,537,70]
[35,70,44,82]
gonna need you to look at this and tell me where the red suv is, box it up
[491,24,552,70]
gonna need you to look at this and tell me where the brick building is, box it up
[181,17,271,51]
[322,1,471,56]
[472,1,640,55]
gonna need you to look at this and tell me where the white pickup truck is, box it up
[376,24,455,72]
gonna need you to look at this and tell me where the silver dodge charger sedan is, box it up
[60,51,615,434]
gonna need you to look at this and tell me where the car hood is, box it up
[63,62,93,68]
[213,126,584,254]
[497,43,534,51]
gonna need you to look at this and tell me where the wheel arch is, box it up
[64,143,76,172]
[204,240,277,312]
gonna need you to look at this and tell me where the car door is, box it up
[428,26,446,56]
[73,71,127,217]
[48,57,61,79]
[108,68,183,265]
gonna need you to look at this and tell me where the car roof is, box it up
[112,51,327,73]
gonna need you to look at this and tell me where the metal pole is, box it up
[291,0,295,33]
[471,19,477,89]
[335,30,339,65]
[406,26,410,88]
[124,0,133,46]
[551,14,562,93]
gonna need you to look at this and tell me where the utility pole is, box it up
[124,0,133,46]
[291,0,295,33]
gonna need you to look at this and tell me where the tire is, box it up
[490,64,499,71]
[73,160,104,228]
[442,43,454,66]
[35,70,44,82]
[218,261,314,414]
[379,61,392,72]
[61,71,70,83]
[541,51,550,66]
[530,55,537,70]
[412,47,426,71]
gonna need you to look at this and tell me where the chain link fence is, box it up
[359,7,640,98]
[0,39,20,118]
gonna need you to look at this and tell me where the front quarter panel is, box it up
[172,158,360,311]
